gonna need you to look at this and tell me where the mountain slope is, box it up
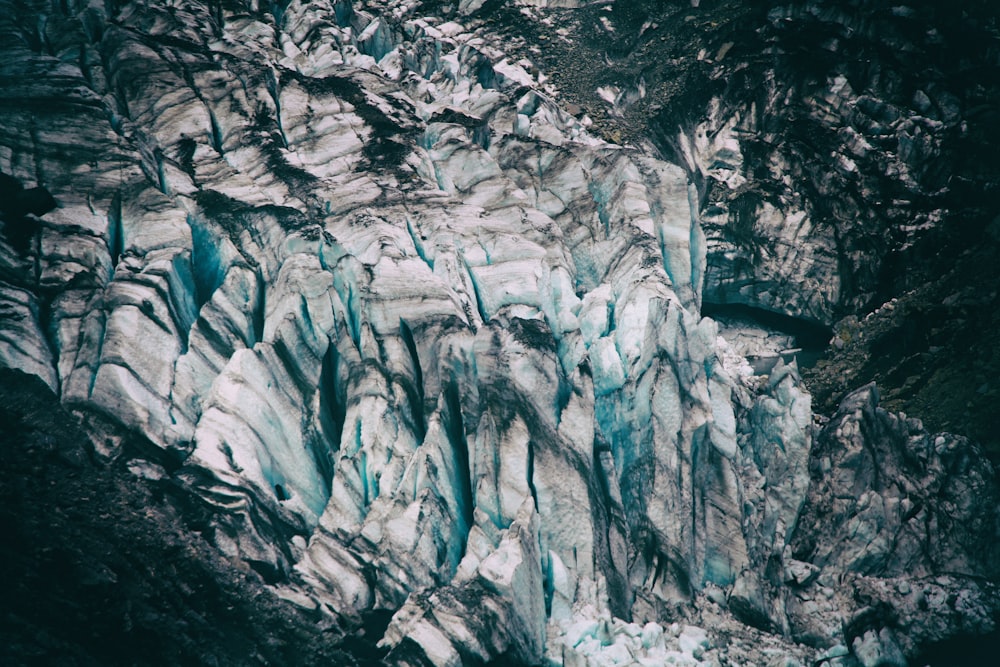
[0,1,997,665]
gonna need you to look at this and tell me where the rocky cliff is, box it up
[1,1,997,666]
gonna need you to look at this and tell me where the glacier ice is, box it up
[0,1,996,665]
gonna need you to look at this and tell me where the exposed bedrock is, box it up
[669,0,1000,330]
[514,0,999,330]
[0,1,996,665]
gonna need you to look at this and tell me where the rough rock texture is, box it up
[0,1,997,666]
[0,368,368,666]
[785,383,1000,656]
[802,226,1000,459]
[498,0,1000,324]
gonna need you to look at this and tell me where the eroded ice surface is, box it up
[0,1,996,665]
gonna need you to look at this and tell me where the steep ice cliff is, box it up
[499,0,1000,453]
[1,1,997,666]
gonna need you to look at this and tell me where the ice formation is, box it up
[0,1,996,665]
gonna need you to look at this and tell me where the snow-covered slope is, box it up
[0,1,997,665]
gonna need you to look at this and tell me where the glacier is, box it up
[0,1,997,665]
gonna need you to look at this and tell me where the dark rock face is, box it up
[690,0,1000,321]
[0,172,55,253]
[798,384,999,581]
[515,0,1000,325]
[0,1,997,666]
[801,224,1000,459]
[786,383,1000,654]
[0,369,366,666]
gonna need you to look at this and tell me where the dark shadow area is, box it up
[0,368,369,666]
[915,629,1000,667]
[338,608,393,665]
[0,172,56,255]
[703,302,833,351]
